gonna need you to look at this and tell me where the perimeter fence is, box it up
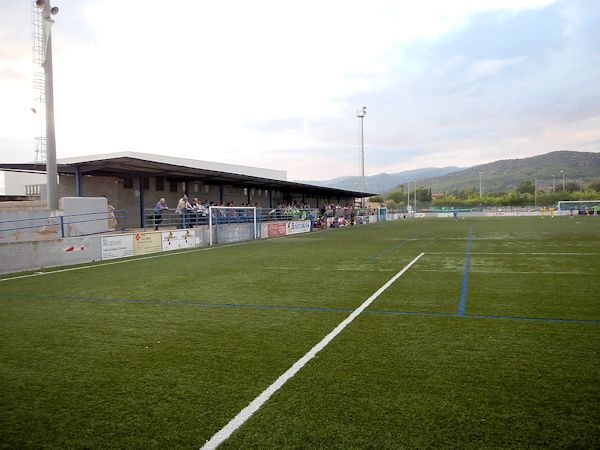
[143,207,378,231]
[0,210,127,241]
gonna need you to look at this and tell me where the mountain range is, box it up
[300,166,462,193]
[300,151,600,194]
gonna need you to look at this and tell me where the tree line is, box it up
[369,179,600,208]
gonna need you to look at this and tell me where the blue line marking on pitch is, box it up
[462,313,600,325]
[367,310,600,325]
[457,227,473,316]
[2,293,599,325]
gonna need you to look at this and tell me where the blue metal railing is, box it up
[142,207,375,231]
[0,210,126,239]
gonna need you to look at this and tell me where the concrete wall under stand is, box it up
[0,236,102,275]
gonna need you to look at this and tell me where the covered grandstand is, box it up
[0,152,376,227]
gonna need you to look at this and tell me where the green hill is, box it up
[412,151,600,194]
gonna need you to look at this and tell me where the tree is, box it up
[369,195,384,203]
[386,187,406,204]
[416,187,431,203]
[516,180,535,195]
[586,180,600,193]
[565,181,581,193]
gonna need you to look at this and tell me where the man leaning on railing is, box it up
[154,197,168,231]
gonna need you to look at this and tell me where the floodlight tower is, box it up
[357,106,366,207]
[31,1,46,164]
[34,0,59,211]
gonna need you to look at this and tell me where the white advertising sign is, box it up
[161,229,196,251]
[286,220,311,235]
[101,234,134,260]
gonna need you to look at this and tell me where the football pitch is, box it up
[1,216,598,449]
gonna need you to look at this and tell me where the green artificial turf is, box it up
[0,216,598,448]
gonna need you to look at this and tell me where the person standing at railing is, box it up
[154,197,168,231]
[107,202,117,230]
[176,195,191,229]
[192,198,205,224]
[102,195,118,230]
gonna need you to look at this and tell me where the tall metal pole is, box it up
[414,182,416,212]
[357,107,366,207]
[534,179,537,207]
[38,0,59,210]
[360,114,364,207]
[45,31,58,210]
[552,174,555,193]
[479,172,482,198]
[561,170,565,192]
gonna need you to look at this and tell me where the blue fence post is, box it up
[59,216,65,238]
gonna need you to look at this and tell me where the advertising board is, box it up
[161,229,196,251]
[101,234,134,260]
[286,220,311,235]
[133,232,162,255]
[267,222,287,237]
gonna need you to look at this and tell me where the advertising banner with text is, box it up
[286,220,311,235]
[101,234,134,260]
[133,232,162,256]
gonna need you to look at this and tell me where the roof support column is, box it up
[269,189,273,209]
[75,166,83,197]
[139,175,145,228]
[219,185,224,204]
[247,187,251,205]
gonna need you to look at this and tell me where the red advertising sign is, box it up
[268,222,287,237]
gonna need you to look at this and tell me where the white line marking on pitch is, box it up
[425,252,600,256]
[200,252,425,450]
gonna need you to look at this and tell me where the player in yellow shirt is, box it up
[549,207,555,218]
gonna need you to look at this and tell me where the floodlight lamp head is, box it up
[36,0,46,8]
[50,6,59,15]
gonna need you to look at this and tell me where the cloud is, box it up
[246,118,305,134]
[1,0,598,181]
[464,57,527,80]
[0,137,33,163]
[0,67,28,81]
[330,0,600,173]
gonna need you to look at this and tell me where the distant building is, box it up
[0,170,46,200]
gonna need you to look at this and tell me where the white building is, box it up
[0,170,46,198]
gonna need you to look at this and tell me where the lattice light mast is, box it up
[33,0,59,210]
[31,1,46,164]
[357,106,366,207]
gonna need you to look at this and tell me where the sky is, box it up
[1,0,599,181]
